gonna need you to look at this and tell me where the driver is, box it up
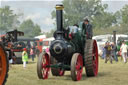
[83,18,93,39]
[69,24,79,39]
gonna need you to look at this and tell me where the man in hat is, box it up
[104,42,113,64]
[83,18,93,39]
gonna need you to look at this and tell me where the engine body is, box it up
[49,5,86,65]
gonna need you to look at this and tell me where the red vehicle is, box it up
[0,29,24,84]
[0,43,8,85]
[33,38,43,53]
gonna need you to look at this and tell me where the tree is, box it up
[0,6,20,34]
[51,0,116,29]
[92,12,117,29]
[42,29,55,38]
[113,5,128,35]
[19,19,41,38]
[120,5,128,24]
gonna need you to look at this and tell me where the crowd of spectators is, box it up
[101,41,128,64]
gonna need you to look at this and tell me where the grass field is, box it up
[6,57,128,85]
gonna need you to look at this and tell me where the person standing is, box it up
[101,44,107,59]
[26,41,31,58]
[104,42,113,64]
[120,41,128,63]
[22,48,28,68]
[111,42,118,62]
[45,47,49,53]
[30,47,34,61]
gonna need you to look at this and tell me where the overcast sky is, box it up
[0,0,128,32]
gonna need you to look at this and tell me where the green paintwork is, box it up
[47,64,70,69]
[49,22,86,70]
[69,22,86,53]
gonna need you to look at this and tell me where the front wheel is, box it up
[0,43,8,85]
[71,53,83,81]
[37,53,50,79]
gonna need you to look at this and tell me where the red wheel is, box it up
[71,53,83,81]
[51,68,65,76]
[93,40,98,76]
[59,69,65,76]
[0,43,8,85]
[84,40,98,77]
[37,53,50,79]
[51,56,65,76]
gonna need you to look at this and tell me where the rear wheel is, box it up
[71,53,83,81]
[84,40,98,77]
[0,43,8,85]
[51,56,65,76]
[37,53,50,79]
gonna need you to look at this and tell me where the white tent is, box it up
[35,35,46,39]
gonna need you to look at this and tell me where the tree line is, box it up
[0,6,41,38]
[51,0,128,36]
[0,0,128,38]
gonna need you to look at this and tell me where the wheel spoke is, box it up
[77,71,80,80]
[42,63,47,68]
[76,55,83,80]
[76,65,80,70]
[59,70,64,76]
[76,66,82,80]
[38,53,50,79]
[71,53,83,81]
[42,65,48,78]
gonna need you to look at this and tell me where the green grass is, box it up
[6,57,128,85]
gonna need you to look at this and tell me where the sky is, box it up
[0,0,128,32]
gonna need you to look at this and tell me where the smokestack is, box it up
[113,31,116,45]
[55,4,64,32]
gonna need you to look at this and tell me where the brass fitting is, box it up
[56,5,64,10]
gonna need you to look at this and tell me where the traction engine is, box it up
[37,5,98,81]
[0,29,24,85]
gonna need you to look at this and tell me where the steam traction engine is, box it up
[0,29,24,85]
[37,5,98,81]
[0,43,8,85]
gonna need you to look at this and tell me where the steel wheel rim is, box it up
[0,46,7,84]
[93,40,98,76]
[76,54,83,81]
[41,53,50,79]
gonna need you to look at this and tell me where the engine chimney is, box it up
[113,31,116,45]
[55,4,64,39]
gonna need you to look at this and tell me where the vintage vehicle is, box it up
[37,5,98,81]
[0,30,24,64]
[17,38,43,53]
[0,29,24,85]
[13,38,43,64]
[42,37,54,52]
[0,43,8,85]
[33,38,43,54]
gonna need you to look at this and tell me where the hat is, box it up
[84,18,89,22]
[23,48,27,51]
[83,17,89,22]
